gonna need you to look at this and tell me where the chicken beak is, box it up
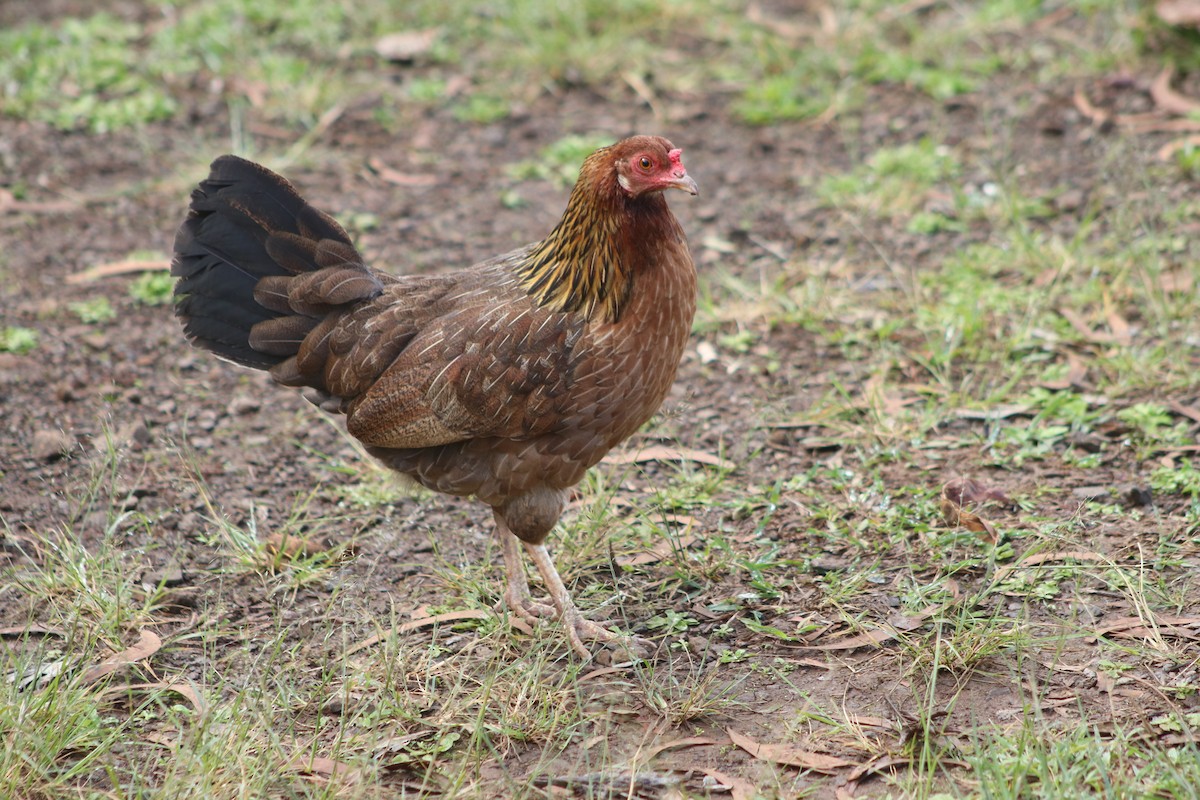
[668,173,699,196]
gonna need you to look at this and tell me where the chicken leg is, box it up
[494,514,650,660]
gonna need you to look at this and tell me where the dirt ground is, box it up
[4,4,1200,798]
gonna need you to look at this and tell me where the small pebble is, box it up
[31,428,73,461]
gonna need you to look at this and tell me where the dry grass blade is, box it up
[67,259,170,284]
[345,610,490,656]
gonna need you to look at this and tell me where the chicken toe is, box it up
[525,542,652,661]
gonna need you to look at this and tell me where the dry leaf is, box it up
[992,550,1108,585]
[795,604,945,652]
[939,480,1001,543]
[1103,298,1133,346]
[616,533,698,567]
[644,736,724,761]
[367,157,437,187]
[1151,66,1200,116]
[1073,88,1113,127]
[80,630,162,685]
[942,477,1014,509]
[103,680,207,712]
[692,766,760,800]
[374,28,439,62]
[844,755,912,783]
[0,625,65,638]
[954,404,1032,421]
[264,532,329,560]
[604,445,734,471]
[1094,615,1200,639]
[287,754,360,780]
[1161,269,1197,295]
[727,729,855,772]
[578,668,621,685]
[845,715,899,731]
[67,259,170,285]
[1059,307,1115,345]
[1169,400,1200,425]
[1041,352,1089,391]
[0,189,77,214]
[1158,0,1200,28]
[1159,134,1200,161]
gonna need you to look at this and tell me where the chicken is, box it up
[171,135,698,658]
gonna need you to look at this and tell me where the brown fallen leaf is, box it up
[1103,297,1133,347]
[263,532,338,561]
[1041,351,1089,391]
[0,625,66,638]
[1059,307,1117,345]
[80,630,162,685]
[286,754,360,781]
[0,188,78,215]
[1169,400,1200,425]
[844,755,914,784]
[942,477,1014,509]
[943,504,998,542]
[939,479,1001,543]
[367,157,437,187]
[1151,66,1200,117]
[792,603,947,652]
[579,666,629,683]
[726,728,855,772]
[1094,615,1200,639]
[1157,134,1200,161]
[1073,87,1114,128]
[644,736,725,761]
[374,28,439,62]
[67,259,170,284]
[845,714,899,731]
[1128,117,1200,134]
[616,533,698,567]
[604,445,734,471]
[992,550,1108,585]
[1157,0,1200,28]
[345,609,490,656]
[954,403,1032,421]
[691,766,760,800]
[102,680,207,712]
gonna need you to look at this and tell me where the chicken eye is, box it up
[638,156,653,170]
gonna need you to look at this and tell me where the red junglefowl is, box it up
[171,135,698,658]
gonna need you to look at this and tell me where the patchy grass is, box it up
[5,0,1200,798]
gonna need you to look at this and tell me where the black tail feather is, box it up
[171,155,375,370]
